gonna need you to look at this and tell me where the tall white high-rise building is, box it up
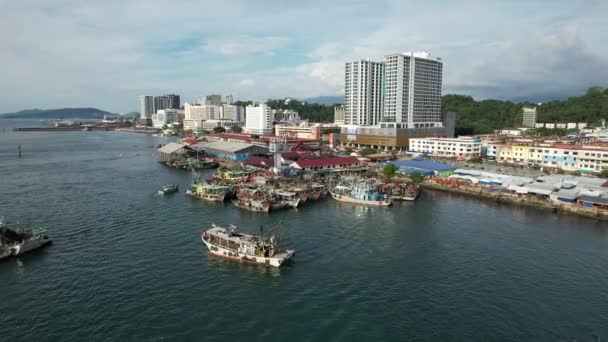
[139,95,154,125]
[522,107,537,128]
[344,59,385,126]
[245,103,273,135]
[382,52,443,128]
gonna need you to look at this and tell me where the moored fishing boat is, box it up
[232,198,271,213]
[274,190,301,208]
[1,218,52,261]
[288,187,309,204]
[187,183,232,202]
[200,224,294,267]
[330,186,392,206]
[312,183,328,198]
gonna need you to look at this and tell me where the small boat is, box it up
[158,184,179,195]
[330,186,392,206]
[274,190,301,208]
[232,198,271,213]
[312,183,328,198]
[288,187,309,204]
[187,184,231,202]
[1,218,52,261]
[201,224,294,267]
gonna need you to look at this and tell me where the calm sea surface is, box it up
[1,119,608,341]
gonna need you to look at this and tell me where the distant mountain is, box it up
[0,107,112,119]
[301,96,344,105]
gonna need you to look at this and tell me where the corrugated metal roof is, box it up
[157,142,186,154]
[389,158,455,171]
[578,195,608,205]
[202,141,264,153]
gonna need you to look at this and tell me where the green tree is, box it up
[410,172,425,184]
[571,170,582,176]
[556,168,565,175]
[213,126,227,134]
[600,169,608,178]
[361,147,377,156]
[383,164,397,178]
[230,126,243,133]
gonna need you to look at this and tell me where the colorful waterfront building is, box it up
[497,143,608,173]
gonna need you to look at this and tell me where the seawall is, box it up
[422,182,608,222]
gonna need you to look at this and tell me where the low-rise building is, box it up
[201,141,268,161]
[497,143,608,173]
[202,119,244,130]
[408,137,482,160]
[276,124,341,141]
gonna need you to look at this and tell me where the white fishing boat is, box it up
[0,218,52,261]
[330,186,392,206]
[187,183,231,202]
[274,190,301,208]
[200,224,294,267]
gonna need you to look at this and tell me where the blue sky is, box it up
[1,0,607,113]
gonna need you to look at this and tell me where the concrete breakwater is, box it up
[423,181,608,222]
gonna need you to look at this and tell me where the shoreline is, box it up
[422,181,608,222]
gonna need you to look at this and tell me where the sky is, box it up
[1,0,607,113]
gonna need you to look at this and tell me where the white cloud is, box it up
[1,0,608,112]
[238,79,255,87]
[204,36,288,56]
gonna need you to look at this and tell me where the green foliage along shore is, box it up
[445,87,608,135]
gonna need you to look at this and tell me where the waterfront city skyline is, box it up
[1,1,608,113]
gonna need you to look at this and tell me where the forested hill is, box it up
[264,99,338,122]
[0,107,112,119]
[445,87,608,135]
[243,87,608,131]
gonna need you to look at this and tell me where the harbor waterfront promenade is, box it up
[1,119,608,341]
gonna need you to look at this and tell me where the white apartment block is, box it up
[152,109,185,129]
[344,59,384,126]
[382,52,443,129]
[409,137,482,160]
[245,103,273,135]
[183,103,221,130]
[522,107,537,128]
[221,104,244,122]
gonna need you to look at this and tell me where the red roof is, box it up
[293,156,360,169]
[281,151,316,161]
[208,133,319,144]
[182,136,198,144]
[289,142,312,152]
